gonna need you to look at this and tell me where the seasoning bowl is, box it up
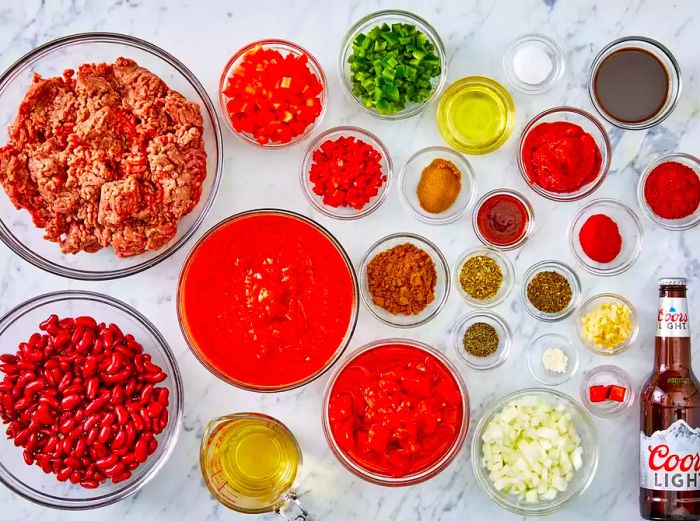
[453,247,514,308]
[568,198,644,276]
[338,10,447,120]
[299,126,393,220]
[472,189,535,251]
[588,36,682,130]
[580,365,635,418]
[520,260,582,322]
[0,291,183,509]
[219,39,327,148]
[518,107,611,202]
[576,293,638,356]
[359,233,449,328]
[502,33,565,95]
[452,311,511,370]
[398,146,476,225]
[526,333,579,386]
[472,388,598,515]
[637,153,700,231]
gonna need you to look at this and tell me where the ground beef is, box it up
[0,57,207,257]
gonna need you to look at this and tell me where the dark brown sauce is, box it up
[593,47,669,124]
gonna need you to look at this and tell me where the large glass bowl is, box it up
[0,291,183,509]
[471,388,598,515]
[0,33,222,280]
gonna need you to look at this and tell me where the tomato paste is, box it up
[476,193,529,247]
[521,121,602,193]
[179,212,356,389]
[327,343,464,478]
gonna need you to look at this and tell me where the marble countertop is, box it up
[1,0,700,520]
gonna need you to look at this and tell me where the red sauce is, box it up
[522,121,602,193]
[327,343,465,478]
[179,212,356,389]
[476,193,529,247]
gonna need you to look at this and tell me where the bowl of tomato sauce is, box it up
[323,339,469,486]
[177,209,359,392]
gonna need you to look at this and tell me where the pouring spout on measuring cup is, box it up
[277,493,315,521]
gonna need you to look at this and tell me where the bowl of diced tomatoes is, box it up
[219,39,327,148]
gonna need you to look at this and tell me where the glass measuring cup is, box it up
[200,412,314,520]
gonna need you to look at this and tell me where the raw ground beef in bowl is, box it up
[0,33,222,279]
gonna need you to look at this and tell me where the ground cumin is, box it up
[367,243,437,315]
[416,158,461,213]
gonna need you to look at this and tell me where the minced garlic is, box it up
[542,347,568,373]
[580,301,633,350]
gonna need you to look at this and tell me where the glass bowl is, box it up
[0,33,222,280]
[588,36,682,130]
[177,209,359,393]
[437,76,515,155]
[359,233,450,328]
[219,39,327,148]
[637,153,700,230]
[452,311,511,370]
[299,126,393,220]
[322,338,469,486]
[472,189,535,250]
[453,247,514,308]
[471,388,598,515]
[568,198,644,276]
[576,293,639,356]
[398,146,476,225]
[521,260,582,322]
[0,290,183,509]
[338,10,447,120]
[580,365,635,418]
[503,33,565,95]
[518,107,611,201]
[527,333,579,386]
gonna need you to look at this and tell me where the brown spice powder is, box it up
[416,158,462,214]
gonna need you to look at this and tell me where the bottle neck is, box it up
[655,286,691,373]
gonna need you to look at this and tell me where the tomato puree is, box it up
[179,212,356,389]
[327,343,465,478]
[522,121,602,193]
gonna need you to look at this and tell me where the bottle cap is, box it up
[658,277,687,287]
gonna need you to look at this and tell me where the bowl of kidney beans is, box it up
[0,290,183,509]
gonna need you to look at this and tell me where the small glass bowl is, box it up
[588,36,682,130]
[503,33,565,95]
[338,10,447,120]
[219,39,327,148]
[452,311,511,370]
[360,233,450,328]
[518,107,611,201]
[580,365,635,418]
[568,198,644,276]
[527,333,579,386]
[453,247,514,308]
[577,293,639,356]
[521,260,582,322]
[300,126,393,220]
[472,189,535,250]
[437,76,515,155]
[398,146,476,225]
[637,153,700,230]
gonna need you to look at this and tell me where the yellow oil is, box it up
[200,414,300,514]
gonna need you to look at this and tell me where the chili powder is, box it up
[578,214,622,263]
[644,161,700,219]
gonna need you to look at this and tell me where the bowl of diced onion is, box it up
[471,388,598,515]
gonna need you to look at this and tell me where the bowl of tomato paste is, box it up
[518,107,611,202]
[323,339,469,486]
[177,209,358,392]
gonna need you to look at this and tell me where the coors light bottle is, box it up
[641,278,700,520]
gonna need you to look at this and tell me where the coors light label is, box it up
[657,297,690,338]
[640,419,700,491]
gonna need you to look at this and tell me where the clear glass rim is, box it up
[451,310,512,370]
[502,33,566,95]
[0,290,184,510]
[299,126,393,220]
[576,293,639,356]
[0,32,223,281]
[218,38,327,149]
[472,188,535,250]
[176,209,359,393]
[520,260,582,322]
[338,9,447,120]
[567,198,644,276]
[453,246,514,308]
[579,365,636,418]
[321,338,470,486]
[526,333,579,386]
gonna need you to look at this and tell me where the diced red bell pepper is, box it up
[608,385,627,402]
[589,385,611,403]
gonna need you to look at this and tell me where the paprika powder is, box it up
[644,161,700,219]
[578,213,622,263]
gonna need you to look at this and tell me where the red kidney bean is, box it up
[147,438,158,455]
[139,384,154,404]
[95,453,118,470]
[60,394,82,411]
[75,316,97,330]
[93,443,108,459]
[85,376,99,400]
[23,449,34,465]
[23,379,44,398]
[0,364,18,375]
[59,418,74,435]
[142,371,166,384]
[64,456,81,469]
[80,479,99,489]
[69,470,82,484]
[77,330,95,353]
[147,401,163,418]
[86,426,98,445]
[29,333,42,347]
[111,384,124,405]
[112,470,132,484]
[134,437,148,463]
[82,357,98,379]
[62,383,83,395]
[84,414,100,432]
[114,404,128,426]
[98,425,111,444]
[52,331,71,349]
[124,378,136,397]
[111,429,126,450]
[56,466,72,482]
[0,354,18,364]
[100,412,115,427]
[61,437,73,456]
[13,397,32,412]
[74,438,87,458]
[84,397,106,417]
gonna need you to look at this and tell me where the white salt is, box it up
[513,44,553,85]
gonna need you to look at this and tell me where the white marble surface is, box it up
[1,0,699,519]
